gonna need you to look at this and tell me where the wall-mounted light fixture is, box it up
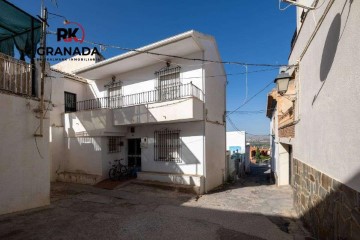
[274,72,291,95]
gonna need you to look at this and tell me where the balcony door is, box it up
[107,82,122,108]
[64,91,76,112]
[156,66,181,101]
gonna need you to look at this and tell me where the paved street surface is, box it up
[0,164,312,240]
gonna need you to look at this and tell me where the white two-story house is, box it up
[50,30,227,194]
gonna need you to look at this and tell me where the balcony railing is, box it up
[0,52,32,96]
[76,83,203,112]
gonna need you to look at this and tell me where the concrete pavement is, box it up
[0,164,312,240]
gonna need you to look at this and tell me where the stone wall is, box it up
[292,158,360,239]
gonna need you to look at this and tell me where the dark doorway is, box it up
[128,139,141,168]
[289,145,293,186]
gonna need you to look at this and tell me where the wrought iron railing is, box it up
[77,82,203,111]
[0,52,33,96]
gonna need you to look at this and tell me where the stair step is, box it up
[57,171,102,185]
[131,180,200,195]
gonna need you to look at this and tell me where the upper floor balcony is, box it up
[0,52,33,97]
[74,82,204,125]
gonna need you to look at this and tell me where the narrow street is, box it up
[0,164,311,240]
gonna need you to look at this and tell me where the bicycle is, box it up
[109,159,128,180]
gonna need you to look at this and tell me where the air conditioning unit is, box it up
[282,0,316,10]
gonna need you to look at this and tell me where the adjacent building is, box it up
[0,1,51,215]
[268,0,360,238]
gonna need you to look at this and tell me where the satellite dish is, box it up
[282,0,316,10]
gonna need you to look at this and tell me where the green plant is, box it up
[255,147,261,160]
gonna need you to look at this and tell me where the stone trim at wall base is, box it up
[292,159,360,239]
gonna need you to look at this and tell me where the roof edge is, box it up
[74,30,212,74]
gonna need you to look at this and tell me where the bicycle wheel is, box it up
[109,168,117,181]
[120,165,128,177]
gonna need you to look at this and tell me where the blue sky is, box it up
[10,0,296,134]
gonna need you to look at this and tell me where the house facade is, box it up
[50,31,227,194]
[268,1,360,238]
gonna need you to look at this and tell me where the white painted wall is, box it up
[123,121,204,176]
[270,108,280,182]
[0,94,50,215]
[51,53,104,74]
[226,131,246,154]
[205,123,226,191]
[289,1,360,191]
[85,51,204,99]
[277,143,290,186]
[198,34,227,192]
[49,70,95,181]
[113,98,203,125]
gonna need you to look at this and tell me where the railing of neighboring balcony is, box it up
[76,82,203,112]
[0,52,33,97]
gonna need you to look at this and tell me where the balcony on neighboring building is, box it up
[278,106,295,138]
[0,52,33,97]
[75,82,204,126]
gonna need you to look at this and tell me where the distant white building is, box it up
[226,131,246,154]
[50,30,227,194]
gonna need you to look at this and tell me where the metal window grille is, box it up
[108,136,121,153]
[154,129,181,162]
[155,66,181,101]
[64,92,77,112]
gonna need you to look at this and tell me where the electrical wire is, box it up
[33,75,53,159]
[279,0,293,11]
[227,80,274,116]
[46,29,292,68]
[227,115,270,137]
[82,39,292,67]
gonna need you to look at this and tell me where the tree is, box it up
[255,147,261,161]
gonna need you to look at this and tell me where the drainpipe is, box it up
[35,8,47,137]
[202,50,206,194]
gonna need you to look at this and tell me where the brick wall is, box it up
[292,159,360,239]
[279,124,295,138]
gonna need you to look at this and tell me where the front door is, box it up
[128,139,141,168]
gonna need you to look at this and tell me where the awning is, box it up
[0,0,41,59]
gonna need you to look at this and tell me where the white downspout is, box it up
[202,50,206,194]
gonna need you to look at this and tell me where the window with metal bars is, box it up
[155,66,181,101]
[64,91,76,112]
[154,129,181,162]
[108,136,121,153]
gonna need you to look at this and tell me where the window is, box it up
[108,137,121,153]
[155,66,181,101]
[154,129,181,162]
[64,92,76,112]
